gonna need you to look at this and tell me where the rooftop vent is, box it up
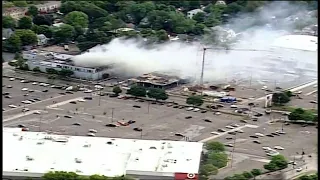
[44,136,52,140]
[83,143,91,147]
[76,169,82,173]
[19,136,23,141]
[37,141,44,145]
[26,156,34,161]
[75,158,82,163]
[149,146,156,149]
[162,164,168,168]
[55,138,68,143]
[106,141,113,145]
[13,133,18,136]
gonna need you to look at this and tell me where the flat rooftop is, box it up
[3,128,203,177]
[129,73,180,86]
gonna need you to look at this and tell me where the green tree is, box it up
[127,85,147,97]
[231,174,248,180]
[58,69,74,77]
[207,152,228,168]
[155,30,169,42]
[46,68,58,74]
[13,0,28,7]
[37,25,53,38]
[33,66,41,72]
[264,154,288,171]
[147,88,168,101]
[206,141,225,152]
[251,168,262,178]
[193,23,206,35]
[128,2,156,24]
[242,171,253,179]
[272,92,290,105]
[64,11,89,28]
[113,86,122,95]
[53,24,76,43]
[192,12,206,23]
[200,164,218,176]
[4,2,15,8]
[5,34,22,52]
[186,95,204,106]
[263,162,277,171]
[42,171,79,180]
[3,16,16,29]
[33,15,53,26]
[15,29,38,45]
[18,16,33,29]
[27,5,38,16]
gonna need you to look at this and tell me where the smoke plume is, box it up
[73,1,317,85]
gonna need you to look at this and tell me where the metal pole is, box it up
[38,116,42,132]
[111,108,114,122]
[147,101,150,114]
[230,133,236,168]
[200,48,206,87]
[98,90,101,106]
[140,130,143,139]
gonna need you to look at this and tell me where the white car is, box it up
[186,107,194,111]
[235,129,244,133]
[230,105,238,108]
[88,129,97,133]
[255,133,265,137]
[210,132,220,135]
[9,78,15,81]
[21,88,29,91]
[296,167,303,172]
[39,83,45,86]
[43,83,49,87]
[87,133,96,137]
[225,144,234,147]
[32,82,38,85]
[262,146,272,151]
[20,80,28,83]
[84,90,93,93]
[33,111,41,115]
[276,130,286,134]
[8,104,17,108]
[266,151,279,156]
[274,146,285,150]
[193,108,200,112]
[214,112,221,115]
[78,99,86,102]
[225,126,234,129]
[22,100,32,104]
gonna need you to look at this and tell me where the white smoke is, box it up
[73,1,317,84]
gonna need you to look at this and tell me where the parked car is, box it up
[64,115,73,118]
[250,135,259,138]
[133,105,141,108]
[253,140,261,144]
[185,116,192,119]
[174,133,184,137]
[106,123,117,127]
[217,128,226,132]
[69,101,77,104]
[72,122,81,126]
[203,119,212,123]
[210,132,220,135]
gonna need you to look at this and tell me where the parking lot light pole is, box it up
[38,116,42,132]
[147,101,150,114]
[230,133,237,168]
[98,90,101,106]
[111,108,114,122]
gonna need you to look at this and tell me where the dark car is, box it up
[3,92,10,95]
[106,123,117,127]
[133,105,141,108]
[66,91,74,94]
[249,135,259,138]
[178,106,185,109]
[64,115,73,118]
[226,137,233,140]
[33,98,41,101]
[173,105,179,108]
[59,92,66,95]
[4,95,12,99]
[72,122,81,126]
[266,134,274,137]
[133,127,142,132]
[240,120,248,123]
[201,110,207,113]
[253,140,261,144]
[174,133,184,137]
[109,94,118,97]
[17,124,26,128]
[84,96,93,100]
[42,89,48,92]
[128,120,136,124]
[203,119,212,123]
[151,101,157,104]
[217,128,226,132]
[185,116,192,119]
[254,113,263,117]
[228,131,236,135]
[69,101,77,104]
[216,104,224,108]
[271,132,280,136]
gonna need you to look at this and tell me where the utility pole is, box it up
[147,101,150,114]
[274,80,277,91]
[200,48,207,87]
[38,116,42,132]
[140,124,144,139]
[230,133,237,168]
[98,89,101,106]
[111,108,114,122]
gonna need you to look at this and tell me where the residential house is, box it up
[187,9,205,19]
[37,34,49,46]
[36,1,61,14]
[52,22,65,28]
[2,7,27,20]
[215,0,226,5]
[2,28,14,40]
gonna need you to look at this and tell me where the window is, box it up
[57,65,61,68]
[75,68,80,71]
[87,70,92,73]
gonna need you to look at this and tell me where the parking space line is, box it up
[3,110,39,122]
[304,90,317,96]
[3,95,65,113]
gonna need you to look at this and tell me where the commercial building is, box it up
[23,50,110,80]
[2,7,27,20]
[128,73,182,89]
[36,1,61,14]
[3,128,203,180]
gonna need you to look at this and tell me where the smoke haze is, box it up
[73,1,317,84]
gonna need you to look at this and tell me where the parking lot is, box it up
[214,122,317,160]
[4,95,249,141]
[2,77,68,110]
